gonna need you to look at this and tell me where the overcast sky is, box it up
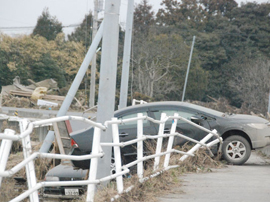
[0,0,269,37]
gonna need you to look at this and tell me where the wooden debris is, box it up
[10,90,65,101]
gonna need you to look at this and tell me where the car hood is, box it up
[226,114,269,124]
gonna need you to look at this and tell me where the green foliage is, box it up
[0,50,13,89]
[30,53,66,88]
[2,1,270,114]
[133,0,155,35]
[156,0,208,30]
[131,29,208,101]
[0,33,84,89]
[32,8,63,41]
[68,12,93,49]
[200,0,238,16]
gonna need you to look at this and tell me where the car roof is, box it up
[115,101,223,117]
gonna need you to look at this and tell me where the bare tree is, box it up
[230,58,270,114]
[131,33,188,99]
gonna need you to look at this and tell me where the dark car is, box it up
[70,101,270,168]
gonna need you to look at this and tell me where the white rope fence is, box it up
[0,113,222,202]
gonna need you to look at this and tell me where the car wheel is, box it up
[222,135,251,165]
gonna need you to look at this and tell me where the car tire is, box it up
[222,135,251,165]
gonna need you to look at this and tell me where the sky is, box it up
[0,0,269,37]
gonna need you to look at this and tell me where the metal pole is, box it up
[57,21,104,117]
[96,0,121,182]
[182,36,196,102]
[268,90,270,118]
[119,0,134,109]
[89,0,99,108]
[39,22,104,153]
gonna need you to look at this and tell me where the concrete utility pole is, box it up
[57,22,104,117]
[119,0,134,109]
[96,0,121,181]
[89,0,99,108]
[39,22,104,153]
[182,36,196,102]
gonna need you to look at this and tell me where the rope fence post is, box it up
[19,119,39,202]
[154,113,166,171]
[0,129,15,187]
[164,113,178,168]
[137,113,144,179]
[111,118,124,194]
[87,127,102,202]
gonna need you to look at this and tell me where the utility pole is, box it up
[39,22,104,153]
[96,0,121,182]
[182,36,196,102]
[119,0,134,109]
[89,0,99,108]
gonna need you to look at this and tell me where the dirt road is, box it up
[158,151,270,202]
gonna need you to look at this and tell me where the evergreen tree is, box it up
[68,12,93,49]
[30,53,66,88]
[200,0,238,17]
[133,0,155,35]
[156,0,207,30]
[32,8,63,41]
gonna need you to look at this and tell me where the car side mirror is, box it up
[190,116,203,125]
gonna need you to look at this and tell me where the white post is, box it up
[86,127,102,202]
[111,118,124,194]
[0,129,15,187]
[154,113,166,171]
[19,119,39,202]
[180,129,217,161]
[137,113,144,179]
[164,113,178,168]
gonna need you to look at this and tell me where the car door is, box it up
[116,108,157,157]
[148,106,212,146]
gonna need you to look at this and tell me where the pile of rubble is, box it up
[1,76,63,109]
[191,96,269,120]
[0,76,87,111]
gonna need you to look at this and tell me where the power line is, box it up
[0,24,81,30]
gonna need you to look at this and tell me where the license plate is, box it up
[65,188,79,196]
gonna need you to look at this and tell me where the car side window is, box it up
[152,109,195,122]
[118,112,148,126]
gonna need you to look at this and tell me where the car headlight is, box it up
[45,176,60,181]
[247,123,269,130]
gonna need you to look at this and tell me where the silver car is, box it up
[70,101,270,167]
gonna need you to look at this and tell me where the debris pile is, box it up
[0,76,87,111]
[191,96,269,120]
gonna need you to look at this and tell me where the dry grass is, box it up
[1,137,223,202]
[77,143,224,202]
[1,141,52,202]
